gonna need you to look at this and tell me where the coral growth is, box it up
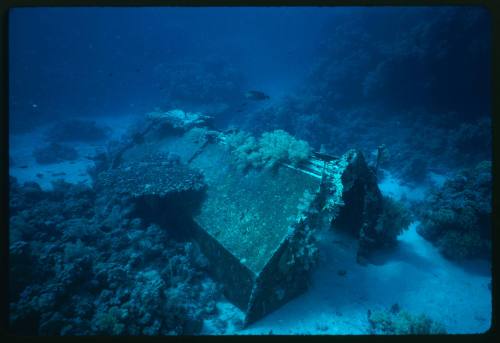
[446,117,491,165]
[367,305,447,334]
[95,152,205,198]
[225,129,312,172]
[374,196,412,246]
[417,161,491,260]
[9,166,220,335]
[237,8,491,185]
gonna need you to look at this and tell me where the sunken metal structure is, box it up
[102,109,384,325]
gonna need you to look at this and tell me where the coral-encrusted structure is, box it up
[100,109,386,325]
[320,149,386,263]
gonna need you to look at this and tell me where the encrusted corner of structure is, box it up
[244,213,321,326]
[92,149,209,236]
[323,148,385,262]
[99,152,204,192]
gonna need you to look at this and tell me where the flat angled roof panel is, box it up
[190,143,322,274]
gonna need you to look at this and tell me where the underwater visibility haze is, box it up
[8,6,492,335]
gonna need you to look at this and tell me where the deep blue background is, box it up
[10,7,336,130]
[9,7,491,132]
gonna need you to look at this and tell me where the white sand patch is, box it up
[378,171,428,201]
[428,171,449,188]
[392,224,492,333]
[9,114,140,190]
[10,128,101,190]
[378,170,451,202]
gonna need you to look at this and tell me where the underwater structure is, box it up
[96,109,385,326]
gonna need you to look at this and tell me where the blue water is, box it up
[8,7,492,336]
[10,7,335,129]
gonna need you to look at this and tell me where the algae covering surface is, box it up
[191,143,321,275]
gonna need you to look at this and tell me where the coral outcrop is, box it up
[417,161,491,260]
[9,173,221,335]
[224,129,312,171]
[367,305,446,334]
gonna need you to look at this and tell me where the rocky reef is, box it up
[367,304,446,335]
[417,161,491,260]
[224,129,312,172]
[9,159,222,335]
